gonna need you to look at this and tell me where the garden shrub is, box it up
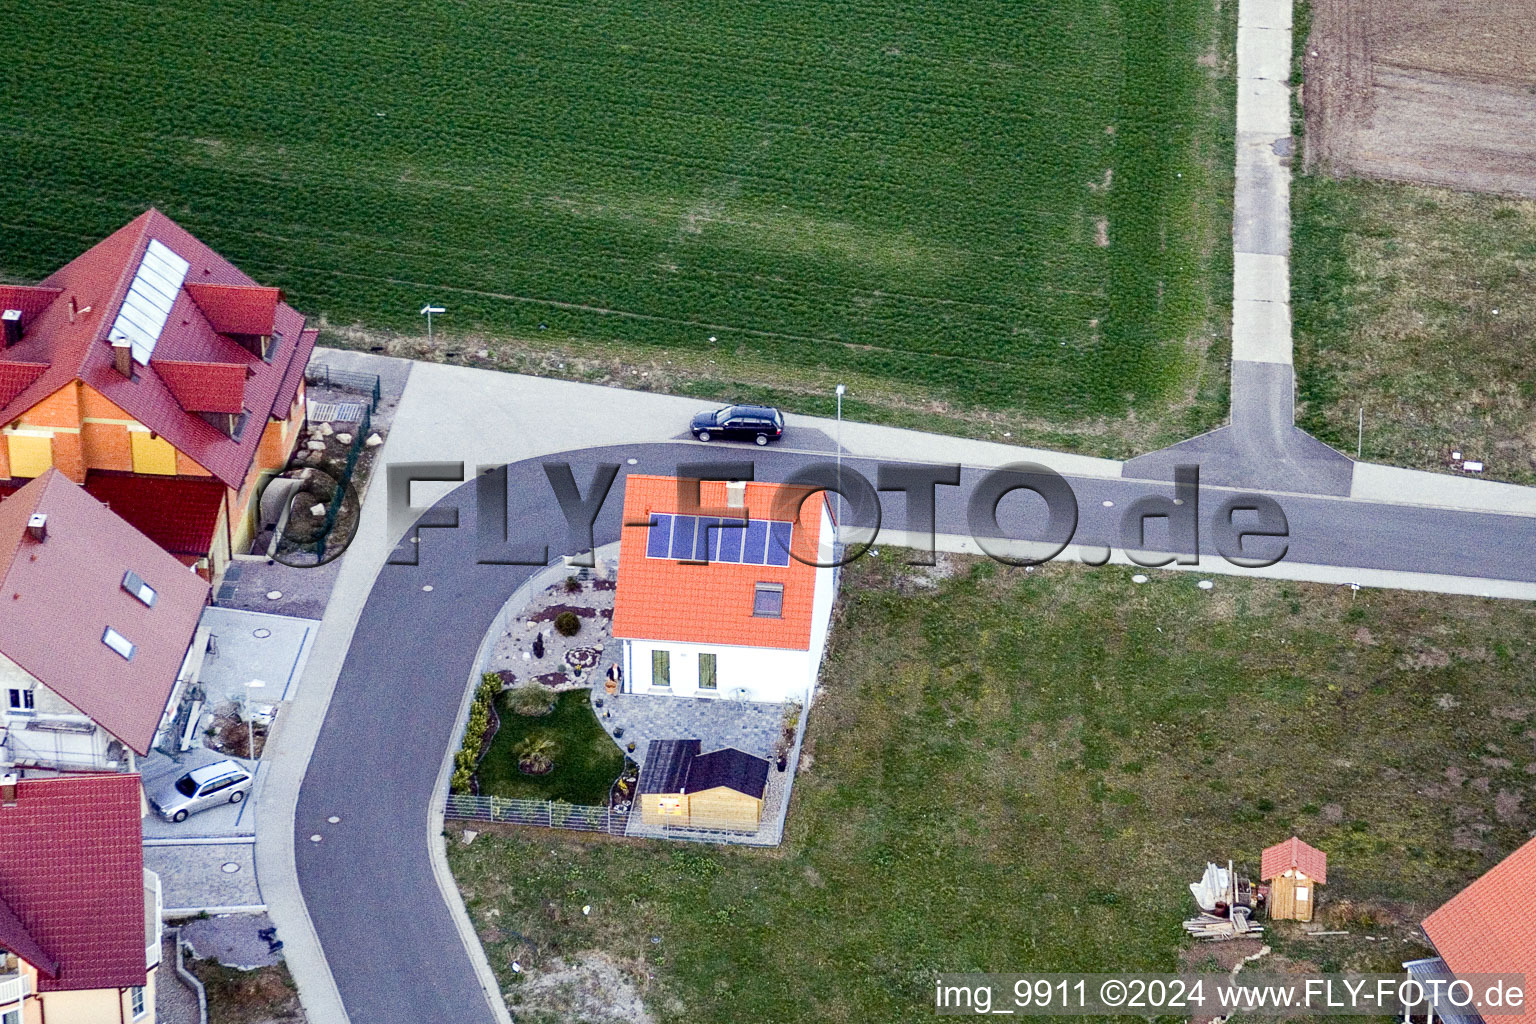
[448,673,505,794]
[554,611,581,637]
[509,686,557,717]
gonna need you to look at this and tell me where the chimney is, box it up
[0,775,16,807]
[726,480,747,509]
[25,514,46,542]
[0,309,20,347]
[68,296,77,323]
[112,338,133,378]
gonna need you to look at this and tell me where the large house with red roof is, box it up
[611,476,835,705]
[0,471,209,773]
[0,209,316,577]
[0,772,162,1024]
[1404,835,1536,1023]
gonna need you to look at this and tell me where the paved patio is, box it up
[145,840,263,915]
[589,691,791,766]
[198,607,319,706]
[588,691,802,846]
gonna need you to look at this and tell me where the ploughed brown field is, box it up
[1302,0,1536,196]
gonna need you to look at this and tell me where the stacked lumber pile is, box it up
[1184,859,1266,942]
[1183,907,1263,940]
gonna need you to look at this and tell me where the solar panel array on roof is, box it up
[645,513,793,566]
[107,239,189,365]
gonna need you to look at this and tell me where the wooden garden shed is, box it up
[637,739,769,831]
[1261,836,1327,922]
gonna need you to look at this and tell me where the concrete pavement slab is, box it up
[1238,25,1293,81]
[1352,463,1536,516]
[1234,251,1290,304]
[1239,0,1293,30]
[199,608,319,706]
[1237,78,1291,136]
[1235,138,1292,257]
[1232,299,1293,364]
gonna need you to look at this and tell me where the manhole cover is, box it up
[253,628,272,639]
[220,862,241,874]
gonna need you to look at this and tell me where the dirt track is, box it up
[1303,0,1536,196]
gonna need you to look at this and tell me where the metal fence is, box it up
[446,794,629,835]
[305,364,382,410]
[313,404,371,563]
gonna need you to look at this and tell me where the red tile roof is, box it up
[0,209,315,488]
[1424,835,1536,986]
[0,471,209,754]
[84,471,225,557]
[0,890,57,979]
[0,286,63,321]
[611,476,827,651]
[0,773,147,991]
[154,359,248,414]
[0,362,48,407]
[183,283,282,336]
[1261,836,1328,884]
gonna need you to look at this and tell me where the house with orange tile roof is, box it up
[0,471,210,773]
[1404,835,1536,1022]
[0,209,316,578]
[610,476,836,705]
[0,772,163,1024]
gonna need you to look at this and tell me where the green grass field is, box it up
[477,689,625,804]
[451,556,1536,1023]
[1293,175,1536,483]
[1,0,1231,438]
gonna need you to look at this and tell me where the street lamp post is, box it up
[420,304,446,343]
[835,384,845,532]
[244,679,266,761]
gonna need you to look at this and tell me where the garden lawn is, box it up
[0,0,1233,453]
[476,689,625,805]
[451,554,1536,1023]
[1293,175,1536,483]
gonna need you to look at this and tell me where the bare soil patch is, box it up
[1304,0,1536,195]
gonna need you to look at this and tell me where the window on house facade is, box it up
[6,689,33,711]
[752,582,784,618]
[102,627,136,661]
[699,653,718,689]
[3,1008,20,1024]
[652,650,670,688]
[130,985,146,1018]
[122,570,157,607]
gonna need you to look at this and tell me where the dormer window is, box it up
[752,582,784,618]
[102,627,135,661]
[122,571,156,607]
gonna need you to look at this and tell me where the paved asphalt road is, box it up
[295,442,1536,1024]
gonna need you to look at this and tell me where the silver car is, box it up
[147,760,253,822]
